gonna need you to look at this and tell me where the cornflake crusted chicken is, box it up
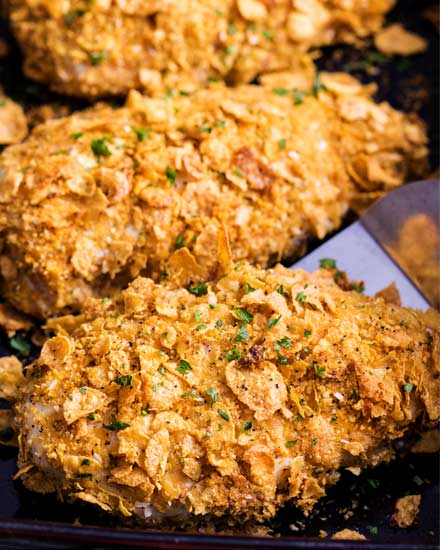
[0,79,428,318]
[8,0,395,98]
[13,263,440,524]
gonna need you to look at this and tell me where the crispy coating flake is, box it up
[0,81,428,318]
[0,96,28,145]
[8,0,395,98]
[13,263,440,524]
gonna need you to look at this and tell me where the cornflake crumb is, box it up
[391,495,421,528]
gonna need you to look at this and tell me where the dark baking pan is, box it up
[0,0,439,548]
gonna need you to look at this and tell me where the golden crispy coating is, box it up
[13,263,440,524]
[0,79,428,318]
[8,0,395,98]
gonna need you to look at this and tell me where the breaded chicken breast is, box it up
[0,77,428,318]
[8,0,395,97]
[12,263,440,524]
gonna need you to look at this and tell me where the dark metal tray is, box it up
[0,0,439,547]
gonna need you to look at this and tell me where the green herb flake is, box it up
[206,387,219,407]
[304,329,312,338]
[315,364,325,378]
[87,413,95,421]
[234,167,244,178]
[89,51,108,66]
[141,409,149,416]
[188,282,208,296]
[103,420,130,431]
[81,458,91,466]
[158,367,166,376]
[277,284,286,296]
[368,526,379,536]
[351,282,365,294]
[199,125,212,133]
[152,382,164,392]
[228,22,237,35]
[233,307,253,324]
[244,283,256,294]
[268,315,282,329]
[273,87,289,96]
[312,73,327,98]
[403,383,414,393]
[217,408,230,422]
[176,360,193,375]
[296,291,307,304]
[9,335,31,355]
[367,478,380,489]
[319,258,336,269]
[73,472,93,479]
[330,417,337,423]
[216,320,223,328]
[276,336,291,349]
[352,388,360,401]
[194,309,202,322]
[285,440,297,448]
[133,127,150,142]
[182,392,200,399]
[400,320,408,328]
[240,420,253,433]
[262,29,274,41]
[293,89,304,106]
[196,324,208,331]
[214,120,226,127]
[79,386,87,394]
[70,132,84,140]
[234,322,249,342]
[278,138,287,150]
[114,374,133,387]
[312,438,318,446]
[278,353,289,365]
[225,347,240,361]
[166,165,177,184]
[175,234,185,250]
[91,138,111,157]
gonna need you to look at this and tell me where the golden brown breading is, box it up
[8,0,395,98]
[0,95,28,145]
[0,79,428,318]
[13,263,440,524]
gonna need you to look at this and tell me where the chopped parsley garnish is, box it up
[199,125,212,133]
[285,440,297,448]
[293,88,304,106]
[214,120,226,127]
[182,392,200,399]
[367,478,380,489]
[368,526,379,536]
[103,420,130,431]
[194,310,202,322]
[87,413,95,420]
[276,336,291,349]
[352,388,360,401]
[91,137,111,157]
[273,87,289,96]
[400,320,408,328]
[244,283,255,294]
[81,459,91,466]
[351,282,365,294]
[152,382,164,392]
[278,138,287,150]
[312,73,327,98]
[314,364,325,378]
[160,271,168,281]
[176,360,193,375]
[89,51,108,66]
[277,353,289,365]
[262,29,274,41]
[268,315,282,329]
[234,322,249,342]
[69,132,83,140]
[217,408,230,421]
[240,420,253,433]
[233,307,253,323]
[159,367,166,375]
[330,417,337,423]
[403,383,414,393]
[234,167,244,178]
[206,387,218,407]
[312,438,318,446]
[9,335,31,355]
[196,324,207,331]
[175,234,185,249]
[114,375,133,387]
[188,282,208,296]
[133,127,150,142]
[79,386,87,394]
[228,22,237,35]
[296,291,307,304]
[277,284,286,296]
[319,258,336,269]
[166,165,177,184]
[304,329,312,338]
[216,320,223,328]
[225,347,240,361]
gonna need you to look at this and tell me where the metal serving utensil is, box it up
[292,179,440,310]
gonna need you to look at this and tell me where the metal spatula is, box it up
[292,179,440,310]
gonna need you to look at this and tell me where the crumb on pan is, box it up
[0,96,28,144]
[0,355,24,401]
[332,528,366,540]
[391,495,421,528]
[374,24,428,56]
[411,429,440,454]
